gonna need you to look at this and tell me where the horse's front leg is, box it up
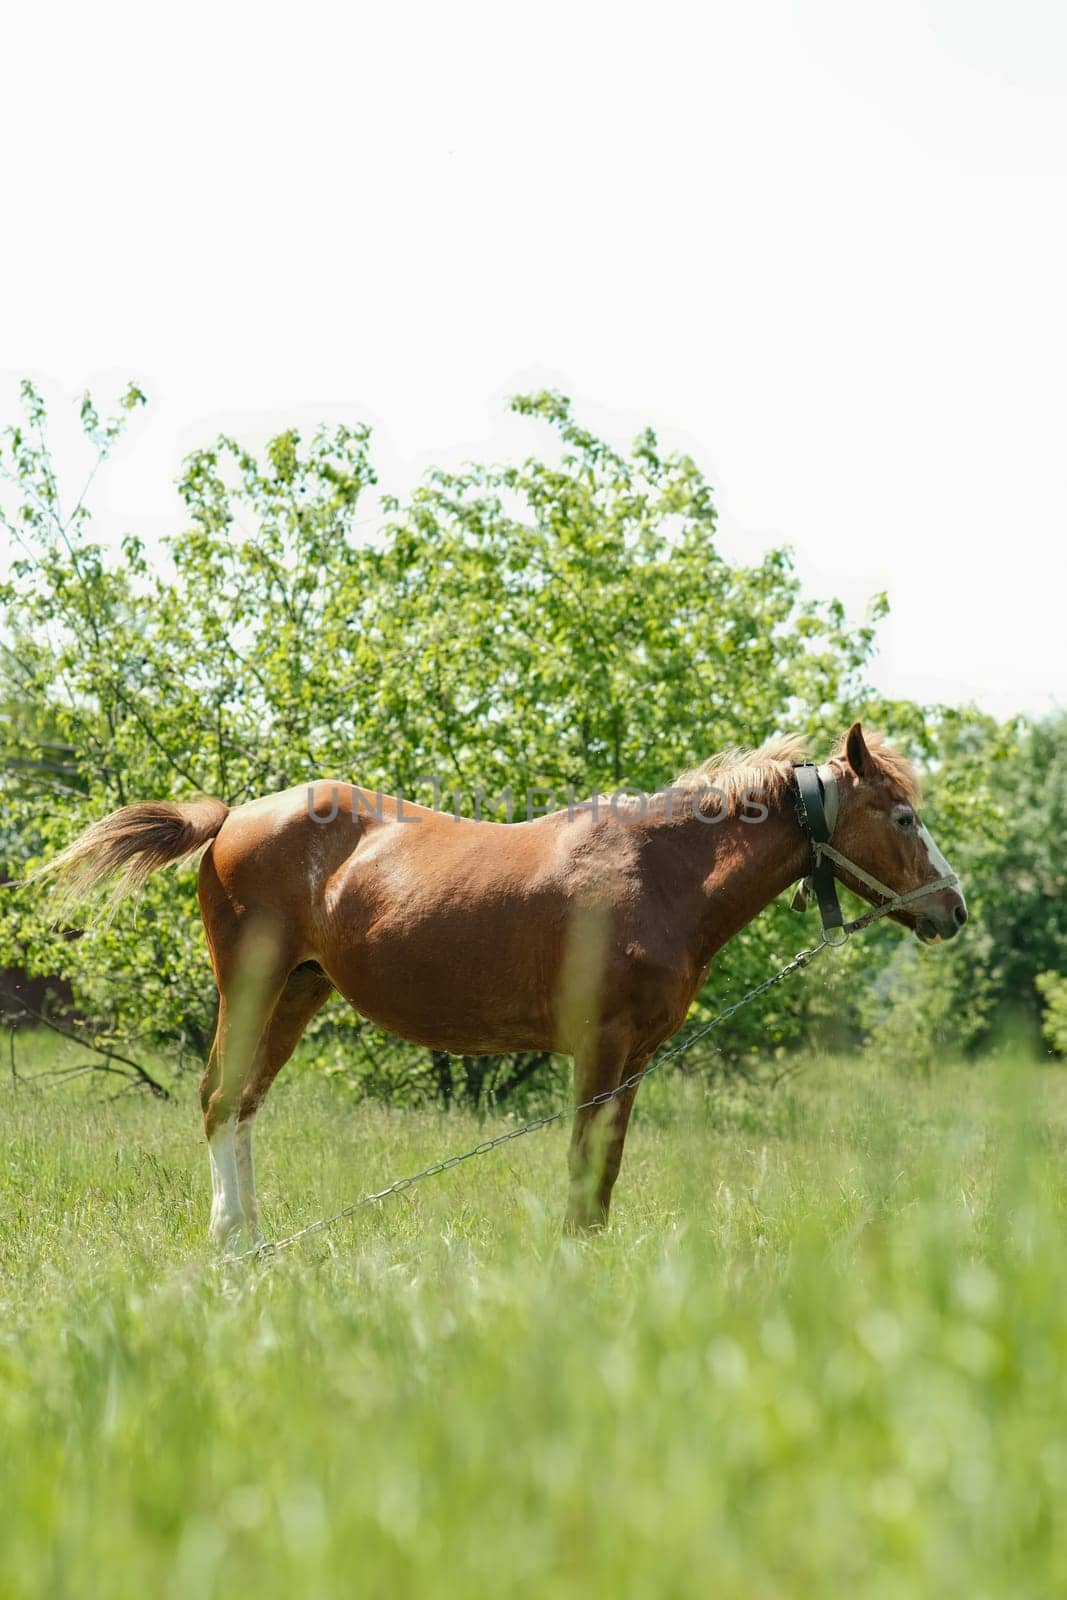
[565,1033,646,1233]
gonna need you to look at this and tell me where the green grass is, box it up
[3,1041,1067,1599]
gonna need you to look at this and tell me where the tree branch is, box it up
[0,986,171,1099]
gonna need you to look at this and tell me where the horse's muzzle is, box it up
[916,898,968,944]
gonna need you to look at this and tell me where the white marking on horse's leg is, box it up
[208,1120,245,1250]
[918,824,965,909]
[209,1138,222,1207]
[235,1114,264,1247]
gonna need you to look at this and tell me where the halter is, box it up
[789,762,960,941]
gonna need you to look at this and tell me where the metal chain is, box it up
[222,932,837,1266]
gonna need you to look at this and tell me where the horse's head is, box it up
[828,722,967,944]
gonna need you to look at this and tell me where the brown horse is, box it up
[41,722,965,1248]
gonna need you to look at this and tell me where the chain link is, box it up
[222,932,837,1266]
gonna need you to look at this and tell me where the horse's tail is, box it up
[32,797,230,914]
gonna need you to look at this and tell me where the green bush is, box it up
[1037,972,1067,1056]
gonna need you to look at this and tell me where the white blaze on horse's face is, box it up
[919,822,963,905]
[913,819,967,943]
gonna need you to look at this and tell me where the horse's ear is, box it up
[845,721,876,779]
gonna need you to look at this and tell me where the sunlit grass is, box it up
[2,1044,1066,1598]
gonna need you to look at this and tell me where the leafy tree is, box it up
[980,714,1067,1026]
[4,379,1011,1099]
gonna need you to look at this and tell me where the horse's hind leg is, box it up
[199,925,293,1249]
[201,993,281,1250]
[234,963,334,1244]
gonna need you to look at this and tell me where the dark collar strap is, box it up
[793,763,844,930]
[794,764,830,843]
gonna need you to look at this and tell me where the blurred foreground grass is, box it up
[2,1039,1066,1599]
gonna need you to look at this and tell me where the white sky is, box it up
[2,0,1065,721]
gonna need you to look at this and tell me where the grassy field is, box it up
[2,1038,1067,1599]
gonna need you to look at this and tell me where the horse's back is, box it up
[196,782,569,1005]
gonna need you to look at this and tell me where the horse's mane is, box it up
[672,730,921,812]
[673,735,808,808]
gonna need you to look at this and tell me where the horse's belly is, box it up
[323,925,557,1056]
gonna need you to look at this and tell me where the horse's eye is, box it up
[893,807,915,831]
